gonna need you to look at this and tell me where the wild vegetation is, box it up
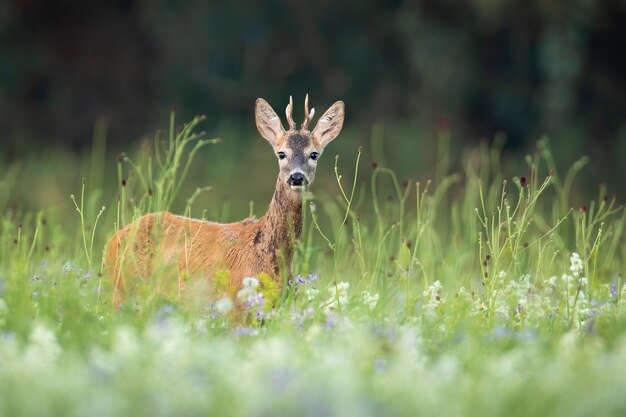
[1,112,625,416]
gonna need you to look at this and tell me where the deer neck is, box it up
[260,179,303,261]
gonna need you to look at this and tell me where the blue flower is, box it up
[610,284,618,299]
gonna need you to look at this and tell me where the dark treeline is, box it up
[1,0,625,177]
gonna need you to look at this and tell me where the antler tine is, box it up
[285,95,296,131]
[301,93,315,131]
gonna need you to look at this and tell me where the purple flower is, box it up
[246,293,265,310]
[155,305,173,325]
[610,284,618,299]
[83,270,92,280]
[233,327,256,337]
[290,273,319,288]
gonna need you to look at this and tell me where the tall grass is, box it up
[0,114,625,416]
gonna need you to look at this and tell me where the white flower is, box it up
[361,291,380,310]
[561,273,574,285]
[422,280,445,310]
[304,287,319,302]
[25,324,61,366]
[321,282,350,315]
[214,298,233,314]
[544,276,558,295]
[242,277,259,289]
[569,252,584,278]
[237,287,256,300]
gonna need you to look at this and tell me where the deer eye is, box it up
[310,152,319,161]
[277,152,286,160]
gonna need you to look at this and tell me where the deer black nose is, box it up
[288,172,305,186]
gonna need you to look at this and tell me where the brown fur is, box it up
[104,180,302,306]
[103,96,344,307]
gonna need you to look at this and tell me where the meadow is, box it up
[1,111,625,416]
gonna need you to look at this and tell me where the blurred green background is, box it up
[1,0,625,216]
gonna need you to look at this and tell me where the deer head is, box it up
[255,95,345,192]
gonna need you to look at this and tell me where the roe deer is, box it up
[104,95,345,306]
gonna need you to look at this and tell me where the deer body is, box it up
[104,96,344,306]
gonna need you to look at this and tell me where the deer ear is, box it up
[255,98,285,145]
[312,101,345,148]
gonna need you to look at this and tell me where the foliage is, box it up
[0,117,625,416]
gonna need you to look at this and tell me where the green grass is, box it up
[1,113,625,416]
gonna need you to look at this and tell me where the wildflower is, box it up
[304,287,319,302]
[237,287,256,301]
[245,293,265,310]
[325,314,337,329]
[155,305,173,325]
[545,276,558,295]
[83,270,92,280]
[361,291,380,310]
[242,277,259,289]
[233,327,258,337]
[321,282,350,315]
[62,262,73,273]
[214,298,233,315]
[423,280,445,310]
[610,284,617,300]
[569,252,584,278]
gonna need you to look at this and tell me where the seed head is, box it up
[372,161,379,169]
[121,179,127,187]
[520,176,527,186]
[406,239,413,249]
[171,103,178,112]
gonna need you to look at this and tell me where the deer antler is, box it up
[285,95,296,131]
[301,93,315,131]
